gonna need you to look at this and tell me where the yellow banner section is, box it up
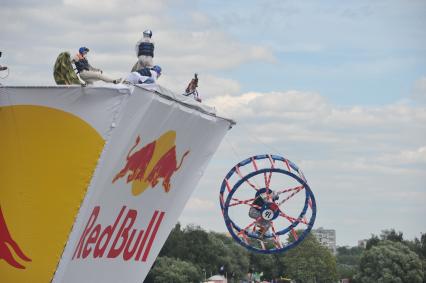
[0,105,104,282]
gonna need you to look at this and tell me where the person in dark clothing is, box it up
[0,51,8,71]
[135,29,154,70]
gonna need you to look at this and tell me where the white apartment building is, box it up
[312,227,337,254]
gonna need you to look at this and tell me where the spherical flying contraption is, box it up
[219,154,317,254]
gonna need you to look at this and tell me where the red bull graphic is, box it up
[72,206,165,262]
[112,131,190,195]
[0,206,31,269]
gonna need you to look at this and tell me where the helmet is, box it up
[143,29,153,38]
[152,65,162,75]
[79,47,89,54]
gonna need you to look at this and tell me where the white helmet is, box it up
[143,29,153,38]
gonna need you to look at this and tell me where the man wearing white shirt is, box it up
[125,65,162,85]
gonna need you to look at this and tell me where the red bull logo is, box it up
[112,131,190,195]
[0,206,31,269]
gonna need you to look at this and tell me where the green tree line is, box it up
[336,229,425,283]
[144,223,337,283]
[143,225,425,283]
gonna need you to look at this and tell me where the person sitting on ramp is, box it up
[72,47,120,85]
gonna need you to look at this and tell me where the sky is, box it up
[1,0,425,246]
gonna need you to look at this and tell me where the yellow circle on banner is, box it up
[0,105,104,282]
[131,131,176,195]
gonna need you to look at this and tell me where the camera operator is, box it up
[0,51,8,71]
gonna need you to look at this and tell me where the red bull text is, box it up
[72,206,165,262]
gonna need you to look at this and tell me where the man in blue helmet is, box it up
[248,191,280,238]
[135,29,154,70]
[72,47,120,85]
[124,65,162,85]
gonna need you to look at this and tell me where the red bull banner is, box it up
[0,85,233,282]
[0,86,130,282]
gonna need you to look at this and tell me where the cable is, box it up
[238,121,284,155]
[224,135,242,161]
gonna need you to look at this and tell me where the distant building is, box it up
[358,239,368,248]
[312,227,336,254]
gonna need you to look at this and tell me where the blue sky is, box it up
[1,0,425,246]
[201,0,426,105]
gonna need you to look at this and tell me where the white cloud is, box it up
[0,1,275,86]
[378,146,426,165]
[198,75,241,97]
[184,197,215,211]
[271,42,325,53]
[204,92,260,118]
[190,11,213,27]
[62,0,169,13]
[206,90,329,119]
[209,91,426,133]
[157,30,275,71]
[201,90,426,217]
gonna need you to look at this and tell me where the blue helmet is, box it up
[79,47,89,54]
[152,65,161,75]
[143,29,153,38]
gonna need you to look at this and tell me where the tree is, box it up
[355,240,424,283]
[160,224,218,272]
[366,234,380,250]
[336,246,364,280]
[410,233,426,259]
[249,252,281,280]
[337,264,357,280]
[159,222,184,257]
[405,233,426,283]
[209,232,250,280]
[337,246,363,265]
[366,229,404,250]
[153,224,249,281]
[282,233,338,283]
[173,225,248,277]
[145,256,202,283]
[380,229,403,242]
